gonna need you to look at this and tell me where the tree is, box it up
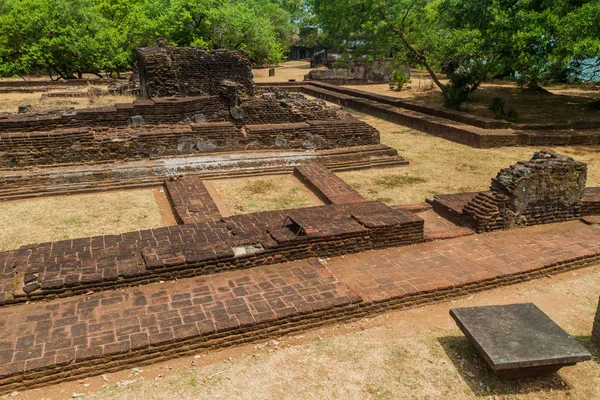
[0,0,128,79]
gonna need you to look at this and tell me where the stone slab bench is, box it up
[450,303,592,378]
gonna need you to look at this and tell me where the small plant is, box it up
[488,96,518,121]
[442,63,487,110]
[389,70,411,91]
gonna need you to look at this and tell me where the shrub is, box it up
[389,70,411,91]
[488,96,518,121]
[442,64,487,110]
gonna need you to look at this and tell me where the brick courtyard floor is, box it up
[1,220,599,392]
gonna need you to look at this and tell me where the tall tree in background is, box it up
[0,0,296,77]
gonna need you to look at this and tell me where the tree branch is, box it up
[378,4,445,91]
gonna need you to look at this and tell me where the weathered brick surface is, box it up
[0,259,361,392]
[583,187,600,216]
[293,164,366,204]
[137,43,254,98]
[0,144,407,201]
[0,200,423,305]
[165,176,222,224]
[462,151,588,232]
[593,297,600,347]
[326,221,600,304]
[1,221,600,393]
[0,117,381,168]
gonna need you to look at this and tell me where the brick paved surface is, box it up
[326,221,600,303]
[165,176,222,224]
[293,164,367,204]
[0,200,423,305]
[0,259,361,390]
[1,220,600,392]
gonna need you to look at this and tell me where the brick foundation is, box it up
[0,196,424,306]
[259,81,600,148]
[0,221,599,394]
[0,144,407,201]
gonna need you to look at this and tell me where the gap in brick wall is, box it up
[205,173,325,217]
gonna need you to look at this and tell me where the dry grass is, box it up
[335,112,600,205]
[0,188,169,251]
[64,266,600,400]
[347,80,600,124]
[0,87,134,114]
[252,60,313,84]
[207,175,322,216]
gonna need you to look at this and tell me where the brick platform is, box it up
[0,201,423,305]
[293,164,367,204]
[0,259,362,392]
[326,221,600,305]
[1,221,600,393]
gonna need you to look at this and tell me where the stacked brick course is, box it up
[137,42,254,98]
[461,151,588,232]
[428,152,597,232]
[293,164,367,204]
[0,179,424,305]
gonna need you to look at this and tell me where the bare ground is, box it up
[16,265,599,400]
[306,102,600,206]
[0,87,134,114]
[206,175,323,216]
[0,188,172,252]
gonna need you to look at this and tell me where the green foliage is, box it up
[389,70,411,91]
[488,97,517,121]
[0,0,296,77]
[442,63,487,110]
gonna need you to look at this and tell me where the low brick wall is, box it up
[0,96,229,133]
[259,82,600,148]
[0,116,380,168]
[165,176,222,224]
[0,200,424,305]
[0,144,407,201]
[293,164,367,204]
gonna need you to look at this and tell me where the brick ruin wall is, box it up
[462,151,588,232]
[0,172,424,305]
[136,42,254,98]
[306,60,408,85]
[0,92,379,168]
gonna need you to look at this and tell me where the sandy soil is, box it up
[0,187,173,252]
[0,89,135,114]
[15,265,599,400]
[206,174,323,216]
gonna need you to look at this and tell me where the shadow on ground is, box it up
[437,336,571,397]
[574,335,600,364]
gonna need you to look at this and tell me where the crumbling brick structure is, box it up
[463,151,587,232]
[136,40,254,98]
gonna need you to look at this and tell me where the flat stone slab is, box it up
[450,303,592,378]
